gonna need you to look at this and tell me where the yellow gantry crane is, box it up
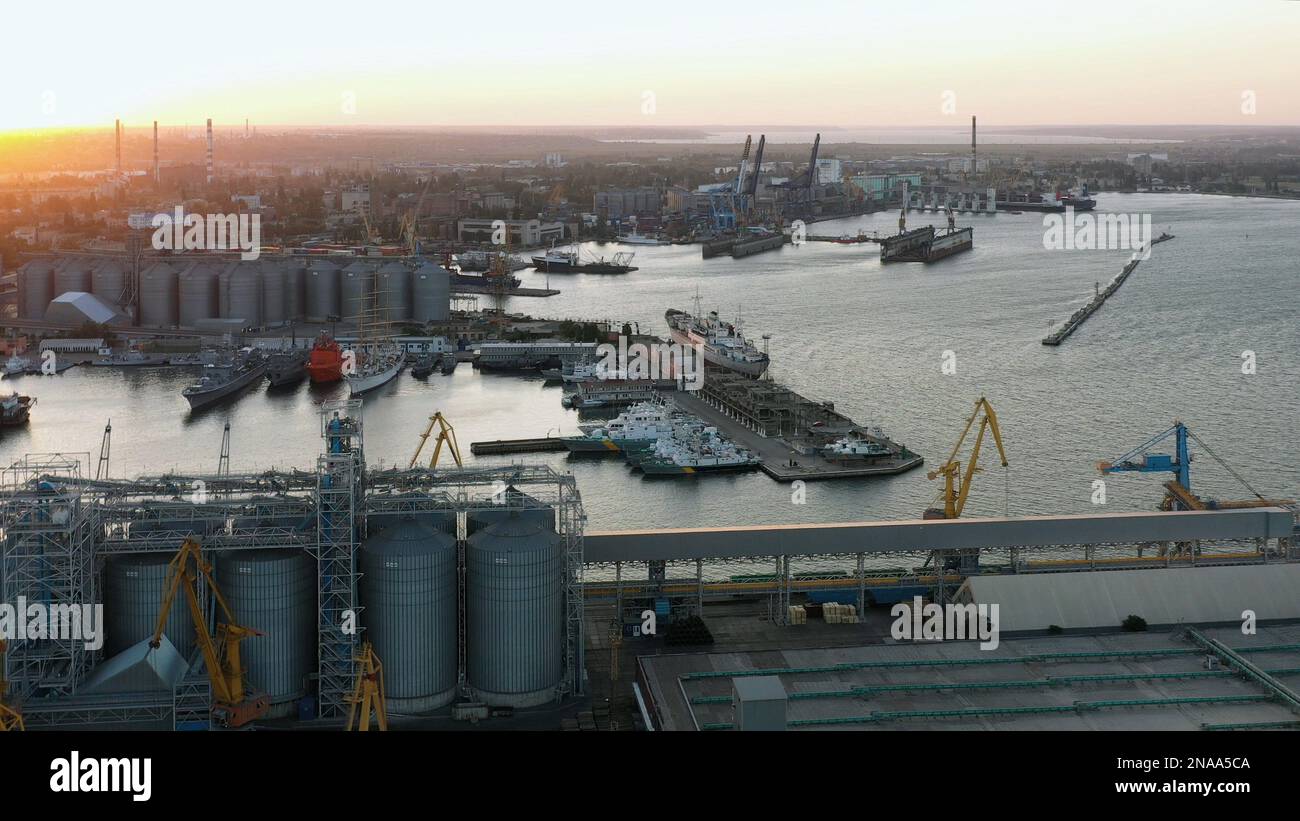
[151,537,269,728]
[0,639,24,731]
[924,396,1009,520]
[345,642,388,731]
[409,412,463,469]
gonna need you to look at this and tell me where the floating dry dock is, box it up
[1042,233,1174,346]
[671,372,923,481]
[879,226,973,263]
[470,437,569,455]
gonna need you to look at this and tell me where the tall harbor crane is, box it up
[924,396,1009,520]
[345,642,388,732]
[409,411,463,469]
[1098,421,1293,512]
[151,537,269,727]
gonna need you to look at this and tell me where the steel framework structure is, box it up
[0,454,97,698]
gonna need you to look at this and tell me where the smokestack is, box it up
[971,115,977,178]
[114,119,122,178]
[153,121,159,184]
[205,118,214,183]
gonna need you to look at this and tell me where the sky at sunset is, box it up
[1,0,1296,132]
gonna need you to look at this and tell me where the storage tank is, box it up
[305,260,340,321]
[103,553,197,660]
[376,261,411,321]
[282,258,306,320]
[19,259,54,319]
[90,260,127,306]
[467,488,555,535]
[467,512,563,707]
[260,260,285,325]
[360,517,457,712]
[139,261,178,327]
[54,258,92,296]
[340,261,372,322]
[367,496,457,536]
[220,261,262,327]
[412,262,450,324]
[215,549,316,718]
[178,263,220,327]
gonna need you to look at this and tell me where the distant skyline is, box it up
[2,0,1297,131]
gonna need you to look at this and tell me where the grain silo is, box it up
[376,261,411,321]
[19,259,54,319]
[139,261,179,327]
[260,260,285,326]
[178,263,220,327]
[220,261,262,327]
[359,517,458,712]
[412,262,450,324]
[215,549,316,719]
[90,259,127,307]
[340,261,372,323]
[103,554,196,660]
[54,257,92,296]
[466,511,564,708]
[467,487,555,535]
[305,259,340,321]
[282,258,306,320]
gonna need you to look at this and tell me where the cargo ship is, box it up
[182,350,267,410]
[665,301,769,378]
[532,245,637,274]
[306,332,344,383]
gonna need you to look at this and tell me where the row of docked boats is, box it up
[560,401,759,475]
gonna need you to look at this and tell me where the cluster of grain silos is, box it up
[16,255,132,320]
[355,498,566,714]
[17,252,450,330]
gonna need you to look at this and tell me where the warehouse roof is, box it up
[957,563,1300,632]
[44,291,128,326]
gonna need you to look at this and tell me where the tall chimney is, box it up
[153,120,160,184]
[114,119,122,178]
[971,115,977,178]
[205,118,214,184]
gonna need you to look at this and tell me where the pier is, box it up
[470,437,569,455]
[1042,234,1175,346]
[670,376,924,482]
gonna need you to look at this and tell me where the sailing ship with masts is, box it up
[346,268,406,395]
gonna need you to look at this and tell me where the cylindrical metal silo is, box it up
[260,260,285,326]
[467,488,555,535]
[366,496,457,536]
[178,263,220,327]
[54,258,92,296]
[376,261,410,321]
[467,512,563,708]
[305,260,340,321]
[91,259,127,306]
[340,261,372,323]
[412,262,450,324]
[220,261,262,327]
[360,517,457,713]
[215,549,316,718]
[139,261,178,327]
[283,258,306,320]
[19,259,54,319]
[103,553,197,660]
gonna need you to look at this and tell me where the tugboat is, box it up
[306,332,344,384]
[0,392,35,425]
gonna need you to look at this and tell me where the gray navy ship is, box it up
[183,350,268,410]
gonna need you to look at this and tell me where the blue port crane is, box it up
[1098,421,1291,511]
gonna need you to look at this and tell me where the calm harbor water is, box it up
[4,194,1298,533]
